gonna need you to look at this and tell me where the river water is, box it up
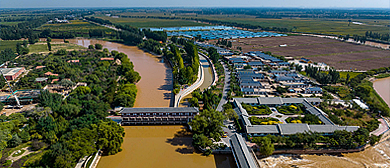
[69,38,235,168]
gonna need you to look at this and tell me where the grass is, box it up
[23,150,47,167]
[37,19,111,32]
[0,40,22,52]
[28,43,86,53]
[339,71,363,79]
[94,16,207,28]
[249,116,281,125]
[277,105,304,115]
[375,73,390,79]
[11,149,26,157]
[6,142,30,156]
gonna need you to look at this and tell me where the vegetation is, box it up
[249,117,281,125]
[0,48,138,167]
[305,65,340,84]
[286,114,322,125]
[276,104,304,115]
[250,127,379,154]
[242,104,272,115]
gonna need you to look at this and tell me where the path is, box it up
[174,62,204,107]
[371,118,390,136]
[216,62,231,111]
[250,107,304,124]
[7,147,36,162]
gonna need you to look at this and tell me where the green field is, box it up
[0,40,22,52]
[37,19,111,32]
[107,12,389,36]
[28,43,85,53]
[192,15,390,36]
[94,16,207,28]
[339,71,363,79]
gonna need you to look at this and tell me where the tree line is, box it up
[305,65,340,84]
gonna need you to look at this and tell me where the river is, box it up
[69,38,235,168]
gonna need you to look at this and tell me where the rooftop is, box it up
[120,107,199,114]
[230,134,258,168]
[0,68,24,76]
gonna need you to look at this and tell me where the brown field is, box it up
[225,36,390,70]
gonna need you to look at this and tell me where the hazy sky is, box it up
[0,0,389,8]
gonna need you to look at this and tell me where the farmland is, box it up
[93,15,207,28]
[37,19,111,33]
[227,36,390,70]
[0,40,22,51]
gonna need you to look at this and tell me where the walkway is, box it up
[371,118,390,136]
[216,62,231,111]
[174,63,203,107]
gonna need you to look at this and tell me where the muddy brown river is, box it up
[69,38,236,168]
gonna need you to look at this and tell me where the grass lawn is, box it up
[11,149,26,157]
[94,16,207,28]
[339,71,363,79]
[277,104,304,115]
[0,40,23,52]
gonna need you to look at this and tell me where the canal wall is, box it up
[198,52,218,88]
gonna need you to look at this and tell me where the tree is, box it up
[88,45,94,49]
[96,121,125,155]
[189,109,225,141]
[95,43,103,50]
[16,42,22,55]
[7,134,22,147]
[193,133,212,149]
[18,130,31,142]
[47,37,52,51]
[58,79,75,89]
[253,136,274,156]
[113,93,135,107]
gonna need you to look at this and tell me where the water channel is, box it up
[69,38,236,168]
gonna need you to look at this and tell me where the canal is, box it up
[69,38,236,168]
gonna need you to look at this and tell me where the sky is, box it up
[0,0,389,8]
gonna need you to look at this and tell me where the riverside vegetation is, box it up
[0,47,140,167]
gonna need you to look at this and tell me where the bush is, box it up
[88,45,94,49]
[95,43,103,50]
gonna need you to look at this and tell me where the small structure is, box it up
[35,66,46,69]
[51,79,59,83]
[352,99,369,110]
[44,72,59,77]
[67,60,79,63]
[100,58,114,61]
[0,67,25,80]
[35,77,48,83]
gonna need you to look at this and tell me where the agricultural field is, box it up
[94,15,207,28]
[185,15,390,36]
[228,36,390,70]
[28,42,85,53]
[0,40,22,51]
[36,19,111,33]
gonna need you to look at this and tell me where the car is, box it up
[222,133,227,138]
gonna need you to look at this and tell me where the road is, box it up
[216,62,231,112]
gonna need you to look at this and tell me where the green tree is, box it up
[88,45,94,49]
[253,136,274,156]
[95,43,103,50]
[7,134,22,147]
[189,109,225,141]
[96,121,125,155]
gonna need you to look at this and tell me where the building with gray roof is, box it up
[230,134,259,168]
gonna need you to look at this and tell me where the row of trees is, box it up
[252,127,380,156]
[365,31,389,42]
[164,42,199,86]
[305,65,340,84]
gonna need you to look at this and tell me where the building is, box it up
[245,124,359,137]
[44,72,59,77]
[305,87,323,94]
[120,107,199,125]
[35,77,48,83]
[67,60,79,63]
[230,133,259,168]
[100,58,115,61]
[0,67,25,80]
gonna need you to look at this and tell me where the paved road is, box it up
[216,62,231,112]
